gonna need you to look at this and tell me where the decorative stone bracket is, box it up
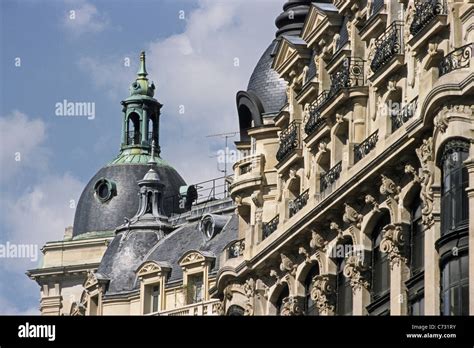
[311,274,336,314]
[280,296,304,316]
[380,224,408,269]
[343,253,371,294]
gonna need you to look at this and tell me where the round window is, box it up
[93,178,116,203]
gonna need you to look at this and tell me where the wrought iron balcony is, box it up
[227,239,245,259]
[391,98,418,131]
[370,21,404,73]
[439,43,473,77]
[354,130,379,163]
[304,91,329,136]
[409,0,447,37]
[327,57,365,100]
[289,189,309,218]
[276,120,301,162]
[126,130,141,145]
[320,161,342,193]
[262,214,279,240]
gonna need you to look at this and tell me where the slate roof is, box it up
[72,162,186,237]
[145,213,239,283]
[247,40,288,115]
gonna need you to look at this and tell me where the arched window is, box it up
[410,196,424,274]
[439,139,470,316]
[127,112,141,145]
[275,285,289,316]
[336,256,352,315]
[441,254,469,316]
[408,196,424,315]
[304,264,319,316]
[372,213,391,299]
[441,139,469,235]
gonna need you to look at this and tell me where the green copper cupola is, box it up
[119,51,162,159]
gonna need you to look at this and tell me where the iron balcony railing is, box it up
[410,0,447,37]
[370,21,404,73]
[439,43,473,77]
[328,57,365,99]
[262,214,279,240]
[391,98,418,131]
[276,120,301,162]
[320,161,342,193]
[354,130,379,164]
[289,189,309,218]
[227,239,245,259]
[126,130,141,145]
[304,91,329,136]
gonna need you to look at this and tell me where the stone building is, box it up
[28,0,473,316]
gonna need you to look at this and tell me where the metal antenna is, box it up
[206,131,239,196]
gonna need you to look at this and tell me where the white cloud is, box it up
[62,1,110,37]
[0,111,84,314]
[77,0,282,183]
[0,110,49,183]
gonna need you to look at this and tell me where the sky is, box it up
[0,0,282,314]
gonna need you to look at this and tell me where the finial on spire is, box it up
[148,139,157,165]
[137,51,148,80]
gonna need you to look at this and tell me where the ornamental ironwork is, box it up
[277,120,301,162]
[289,189,309,218]
[354,130,379,163]
[126,130,141,145]
[409,0,447,37]
[391,98,418,131]
[327,57,365,101]
[228,239,245,259]
[370,21,404,73]
[439,43,472,77]
[304,91,329,136]
[263,215,279,240]
[320,161,342,193]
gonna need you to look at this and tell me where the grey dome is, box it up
[246,39,288,115]
[72,162,186,237]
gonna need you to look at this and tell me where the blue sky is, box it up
[0,0,282,313]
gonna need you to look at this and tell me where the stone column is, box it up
[380,224,409,315]
[344,254,371,315]
[311,274,336,315]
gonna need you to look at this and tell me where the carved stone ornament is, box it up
[365,194,380,212]
[280,253,297,276]
[251,191,264,208]
[379,175,401,200]
[310,274,336,314]
[243,278,256,316]
[310,230,328,250]
[212,301,225,316]
[330,222,344,241]
[404,164,421,183]
[343,203,363,228]
[280,296,304,316]
[298,246,310,263]
[380,224,408,269]
[343,254,370,293]
[415,137,434,227]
